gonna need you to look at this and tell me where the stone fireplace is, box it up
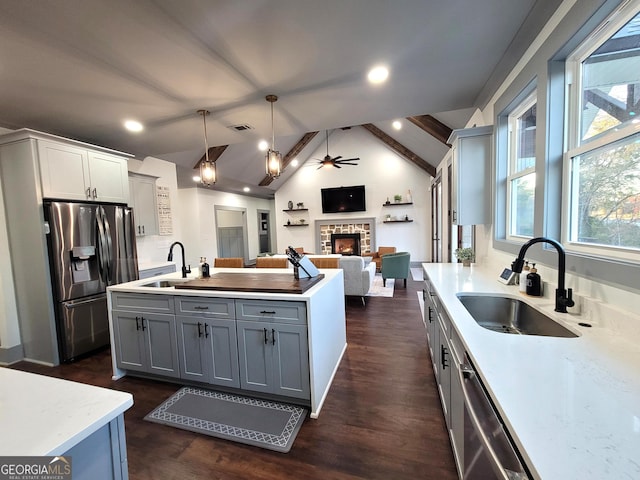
[314,217,376,255]
[331,233,361,255]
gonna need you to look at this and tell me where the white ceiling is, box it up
[0,0,562,197]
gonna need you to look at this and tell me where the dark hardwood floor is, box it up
[11,275,458,480]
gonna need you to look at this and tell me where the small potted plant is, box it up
[393,194,402,203]
[454,247,475,266]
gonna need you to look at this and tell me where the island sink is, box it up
[456,294,577,338]
[141,279,191,288]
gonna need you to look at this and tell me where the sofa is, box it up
[339,256,377,305]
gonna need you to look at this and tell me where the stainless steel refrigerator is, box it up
[44,201,138,362]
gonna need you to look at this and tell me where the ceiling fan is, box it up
[314,130,360,169]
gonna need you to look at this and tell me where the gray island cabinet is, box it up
[107,268,347,418]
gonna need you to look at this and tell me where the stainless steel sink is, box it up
[141,279,189,288]
[456,294,578,338]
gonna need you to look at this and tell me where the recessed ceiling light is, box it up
[124,120,144,132]
[291,158,299,167]
[392,120,402,130]
[193,176,201,182]
[367,65,389,84]
[243,187,250,192]
[258,140,269,151]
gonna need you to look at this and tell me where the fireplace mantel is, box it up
[314,217,376,255]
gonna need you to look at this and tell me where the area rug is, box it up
[366,274,394,297]
[144,387,307,453]
[411,267,424,282]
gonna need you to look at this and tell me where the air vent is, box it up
[227,124,254,132]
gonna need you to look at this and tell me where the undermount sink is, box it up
[141,279,190,288]
[456,294,578,338]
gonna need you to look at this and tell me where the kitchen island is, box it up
[423,263,640,480]
[0,368,132,479]
[106,268,346,418]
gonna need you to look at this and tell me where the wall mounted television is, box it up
[321,185,366,213]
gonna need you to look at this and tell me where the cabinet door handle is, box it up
[86,187,92,199]
[260,310,276,315]
[193,306,209,310]
[137,225,141,235]
[140,317,146,331]
[441,344,449,370]
[197,322,203,338]
[428,306,434,323]
[204,323,209,338]
[142,225,145,235]
[135,316,141,331]
[452,210,457,223]
[272,328,276,345]
[92,187,97,199]
[263,328,268,344]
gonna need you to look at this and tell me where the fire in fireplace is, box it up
[331,233,361,256]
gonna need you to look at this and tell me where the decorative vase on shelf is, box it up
[406,189,412,203]
[287,200,293,210]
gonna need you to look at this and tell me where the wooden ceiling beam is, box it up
[192,145,228,169]
[259,131,319,186]
[407,114,452,146]
[361,123,436,177]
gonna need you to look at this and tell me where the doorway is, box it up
[257,209,271,254]
[431,174,443,262]
[215,206,249,262]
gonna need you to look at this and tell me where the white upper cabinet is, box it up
[128,173,158,236]
[448,126,493,225]
[38,140,129,203]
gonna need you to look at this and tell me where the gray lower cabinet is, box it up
[176,315,240,388]
[111,310,180,378]
[236,320,310,400]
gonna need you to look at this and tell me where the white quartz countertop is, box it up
[0,368,133,455]
[423,263,640,480]
[109,267,342,301]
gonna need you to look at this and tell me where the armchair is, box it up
[339,256,377,306]
[363,246,396,272]
[381,252,410,288]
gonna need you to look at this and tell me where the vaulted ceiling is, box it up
[0,0,563,197]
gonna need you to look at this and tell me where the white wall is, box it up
[0,175,21,349]
[127,156,183,268]
[177,187,275,267]
[275,127,432,260]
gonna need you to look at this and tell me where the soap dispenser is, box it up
[526,263,542,296]
[201,257,210,278]
[518,261,530,293]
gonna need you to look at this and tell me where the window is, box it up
[507,92,536,238]
[565,5,640,260]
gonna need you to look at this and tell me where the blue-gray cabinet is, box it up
[111,310,180,378]
[175,296,239,387]
[237,320,310,400]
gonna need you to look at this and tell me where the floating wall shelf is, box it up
[383,202,413,207]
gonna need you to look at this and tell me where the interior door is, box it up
[219,227,244,258]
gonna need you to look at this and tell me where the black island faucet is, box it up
[511,237,575,313]
[168,241,191,278]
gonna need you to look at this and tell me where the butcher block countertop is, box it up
[175,272,325,294]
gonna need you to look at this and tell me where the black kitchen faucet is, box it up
[511,237,575,313]
[168,241,191,278]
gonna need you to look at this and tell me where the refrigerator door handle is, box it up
[101,208,114,285]
[96,206,110,285]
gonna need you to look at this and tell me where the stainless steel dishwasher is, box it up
[459,354,531,479]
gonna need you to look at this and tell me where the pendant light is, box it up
[265,95,282,178]
[198,109,216,186]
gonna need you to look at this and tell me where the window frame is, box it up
[506,91,537,241]
[562,2,640,263]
